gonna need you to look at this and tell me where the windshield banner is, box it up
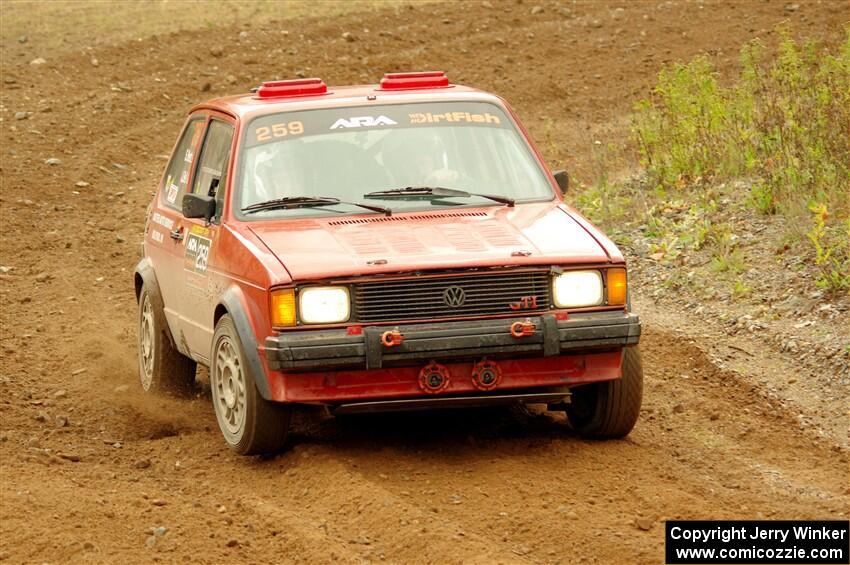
[246,102,510,148]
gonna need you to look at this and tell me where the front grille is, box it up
[352,270,551,323]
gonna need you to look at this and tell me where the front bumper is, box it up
[265,311,640,372]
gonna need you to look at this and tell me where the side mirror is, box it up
[183,193,216,221]
[553,170,569,193]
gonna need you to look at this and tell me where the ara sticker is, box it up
[330,115,397,129]
[185,232,212,274]
[184,148,194,163]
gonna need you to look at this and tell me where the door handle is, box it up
[170,227,184,241]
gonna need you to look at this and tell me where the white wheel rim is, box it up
[139,294,155,390]
[213,336,246,437]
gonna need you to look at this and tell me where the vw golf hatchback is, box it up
[135,71,642,454]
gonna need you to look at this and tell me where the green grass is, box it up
[622,24,849,294]
[633,26,849,213]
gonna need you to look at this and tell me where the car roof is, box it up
[190,81,505,121]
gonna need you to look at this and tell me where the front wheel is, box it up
[565,347,643,439]
[210,315,291,455]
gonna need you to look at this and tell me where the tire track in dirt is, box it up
[235,455,539,565]
[1,326,846,563]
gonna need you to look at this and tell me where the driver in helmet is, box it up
[248,141,310,204]
[384,132,462,186]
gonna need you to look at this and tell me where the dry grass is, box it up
[0,0,433,55]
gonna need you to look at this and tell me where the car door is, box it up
[145,116,206,349]
[179,115,236,361]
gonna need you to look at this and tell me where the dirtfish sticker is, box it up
[184,232,212,274]
[409,111,501,125]
[330,115,397,129]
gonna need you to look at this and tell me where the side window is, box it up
[193,120,235,223]
[161,119,205,210]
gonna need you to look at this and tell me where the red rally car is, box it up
[135,71,643,455]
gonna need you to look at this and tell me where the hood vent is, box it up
[328,211,487,226]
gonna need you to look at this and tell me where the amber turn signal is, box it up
[606,268,628,306]
[270,289,297,327]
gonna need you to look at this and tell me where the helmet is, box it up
[382,130,449,186]
[249,141,310,202]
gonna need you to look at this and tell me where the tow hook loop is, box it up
[418,361,450,394]
[510,320,535,338]
[471,359,502,391]
[380,329,405,347]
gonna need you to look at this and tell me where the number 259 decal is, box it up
[185,233,212,274]
[255,121,304,142]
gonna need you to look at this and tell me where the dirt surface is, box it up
[1,1,848,563]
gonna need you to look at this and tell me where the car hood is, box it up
[247,202,611,281]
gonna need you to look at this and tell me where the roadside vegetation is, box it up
[580,25,850,295]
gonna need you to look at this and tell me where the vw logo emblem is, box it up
[443,285,466,308]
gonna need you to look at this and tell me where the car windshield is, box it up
[236,101,554,217]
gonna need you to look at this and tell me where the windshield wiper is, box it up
[242,196,392,216]
[363,186,514,207]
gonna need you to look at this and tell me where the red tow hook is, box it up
[380,329,405,347]
[509,320,536,338]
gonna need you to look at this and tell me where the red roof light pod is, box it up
[256,78,328,99]
[379,71,451,90]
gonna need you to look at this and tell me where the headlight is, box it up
[552,270,604,308]
[298,286,350,324]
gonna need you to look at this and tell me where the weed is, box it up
[575,141,632,226]
[708,227,746,274]
[807,203,850,292]
[747,182,776,215]
[711,248,746,274]
[631,24,850,293]
[731,279,751,298]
